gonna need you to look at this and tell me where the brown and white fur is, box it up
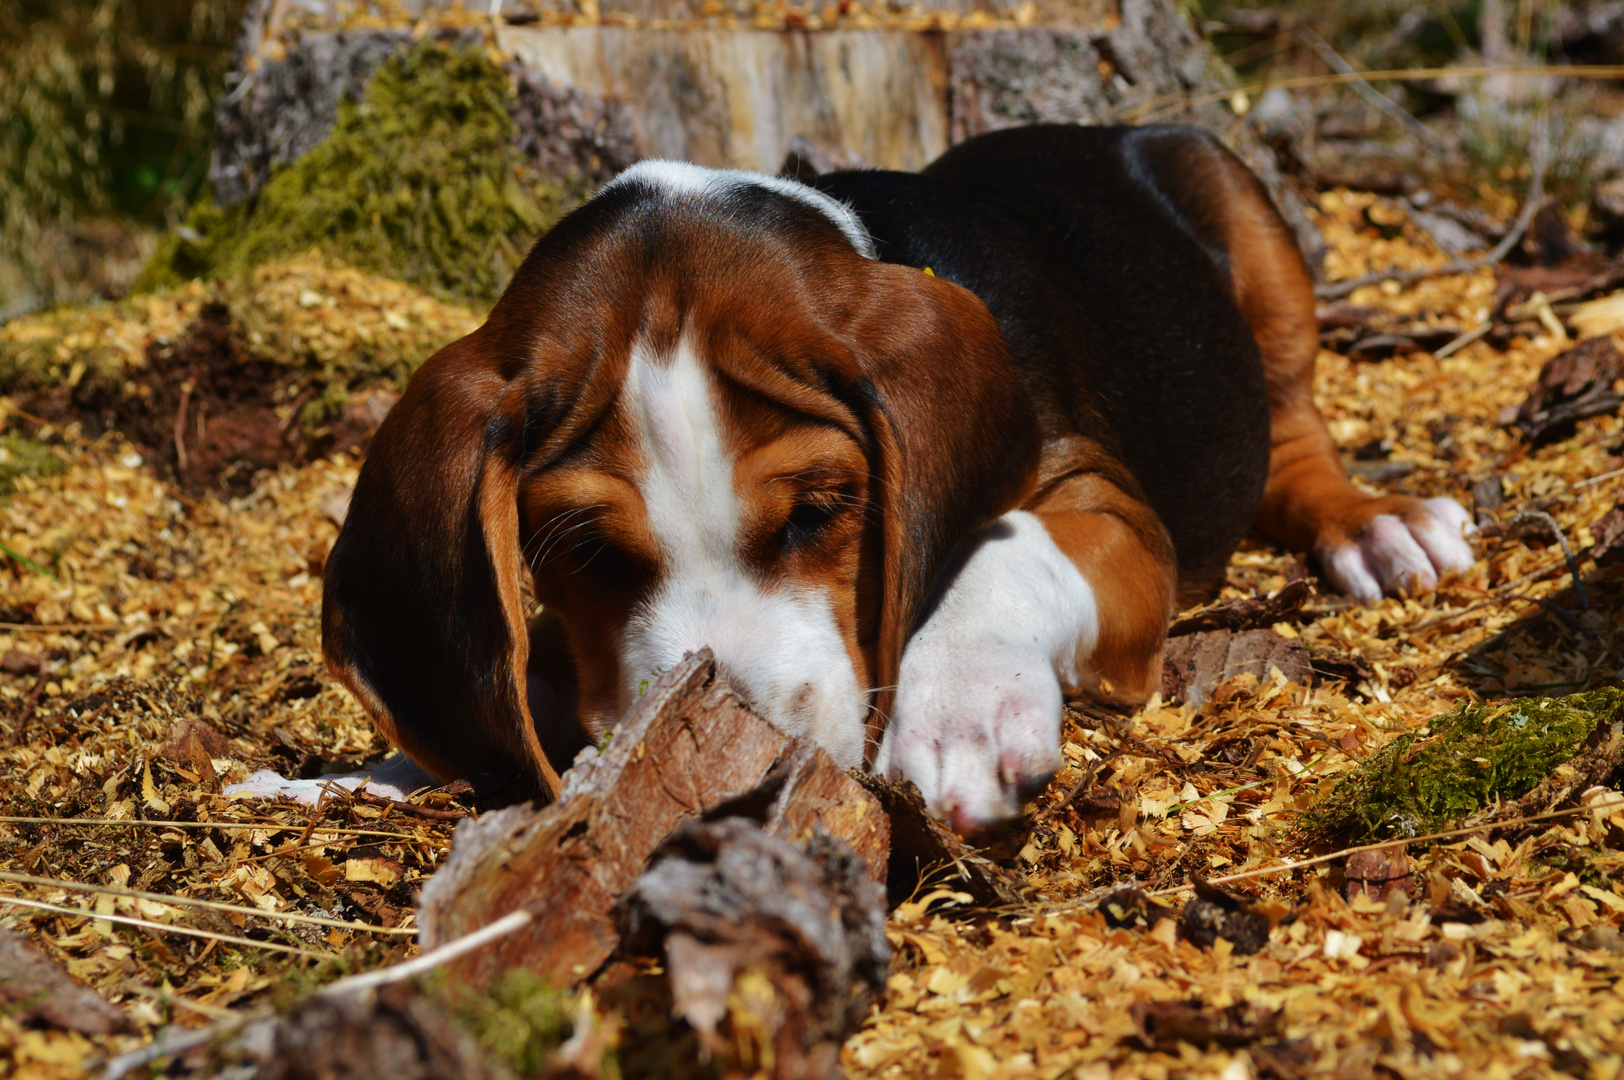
[322,126,1474,834]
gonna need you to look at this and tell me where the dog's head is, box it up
[321,163,1040,794]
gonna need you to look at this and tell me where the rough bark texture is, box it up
[213,30,425,208]
[1167,579,1316,637]
[1514,336,1624,445]
[248,985,506,1080]
[853,771,1023,908]
[216,0,1326,267]
[1161,628,1311,707]
[615,817,890,1080]
[415,649,890,991]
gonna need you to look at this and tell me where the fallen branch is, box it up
[1316,151,1547,301]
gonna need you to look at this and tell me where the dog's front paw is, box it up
[876,640,1063,836]
[1318,496,1475,602]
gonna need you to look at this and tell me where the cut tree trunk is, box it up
[216,0,1324,268]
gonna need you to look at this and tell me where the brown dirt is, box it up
[17,301,395,495]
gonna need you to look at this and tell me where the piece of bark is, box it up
[1129,998,1284,1051]
[1345,845,1414,903]
[615,818,890,1080]
[852,772,1023,909]
[1520,201,1592,268]
[0,927,127,1034]
[161,718,231,795]
[0,650,41,676]
[1178,874,1272,955]
[1512,337,1624,445]
[1306,647,1374,686]
[1589,506,1624,567]
[1160,628,1311,707]
[1168,579,1316,637]
[416,650,888,991]
[1473,474,1506,523]
[1097,885,1175,930]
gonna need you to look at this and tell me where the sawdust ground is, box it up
[1,192,1622,1079]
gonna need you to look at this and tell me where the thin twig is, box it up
[1498,509,1590,610]
[102,1022,235,1080]
[1575,465,1624,490]
[1432,320,1493,360]
[0,869,416,936]
[1016,796,1624,923]
[1144,795,1624,899]
[0,814,445,842]
[0,893,335,959]
[0,621,121,633]
[97,910,535,1080]
[317,909,532,997]
[1295,27,1449,156]
[174,382,192,476]
[1316,139,1548,301]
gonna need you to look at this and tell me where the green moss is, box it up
[140,41,577,304]
[0,434,65,497]
[451,970,589,1078]
[134,198,243,294]
[1301,689,1624,842]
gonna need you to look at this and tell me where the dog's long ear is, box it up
[321,332,564,799]
[840,264,1041,757]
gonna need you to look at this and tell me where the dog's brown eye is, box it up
[569,535,633,582]
[783,494,844,549]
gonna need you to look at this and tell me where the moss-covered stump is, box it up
[1304,689,1624,842]
[143,41,577,305]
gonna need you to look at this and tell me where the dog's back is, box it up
[816,125,1276,596]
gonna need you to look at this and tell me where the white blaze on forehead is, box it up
[601,159,877,260]
[618,336,867,767]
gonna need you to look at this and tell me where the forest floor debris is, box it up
[0,189,1621,1078]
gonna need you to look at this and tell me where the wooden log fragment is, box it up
[1160,628,1311,707]
[853,772,1023,908]
[416,649,889,990]
[615,817,890,1080]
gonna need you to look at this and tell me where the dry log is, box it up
[615,817,890,1080]
[416,649,890,991]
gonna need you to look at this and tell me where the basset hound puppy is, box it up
[322,125,1475,834]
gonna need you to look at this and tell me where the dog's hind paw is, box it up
[1317,496,1475,602]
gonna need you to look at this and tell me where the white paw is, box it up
[873,510,1095,834]
[1319,497,1476,602]
[877,642,1064,835]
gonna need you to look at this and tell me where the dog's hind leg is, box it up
[1164,137,1476,600]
